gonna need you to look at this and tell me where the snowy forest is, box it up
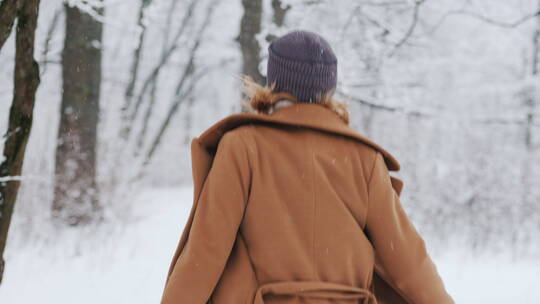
[1,0,539,303]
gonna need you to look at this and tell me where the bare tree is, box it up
[133,0,192,150]
[139,0,218,173]
[0,0,41,284]
[121,0,153,130]
[103,0,220,203]
[120,0,197,141]
[53,2,103,225]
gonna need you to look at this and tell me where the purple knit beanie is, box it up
[267,30,337,103]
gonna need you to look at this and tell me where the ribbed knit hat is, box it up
[267,30,337,103]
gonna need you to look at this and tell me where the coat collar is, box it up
[196,102,400,171]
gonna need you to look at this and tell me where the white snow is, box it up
[0,186,538,304]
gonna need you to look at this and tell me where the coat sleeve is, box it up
[161,130,252,304]
[365,152,454,304]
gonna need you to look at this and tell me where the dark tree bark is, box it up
[265,0,291,44]
[0,0,41,284]
[237,0,264,112]
[53,3,103,225]
[0,0,19,50]
[271,0,290,26]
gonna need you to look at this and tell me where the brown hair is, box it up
[238,75,350,125]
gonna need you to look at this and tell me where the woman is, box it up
[161,30,454,304]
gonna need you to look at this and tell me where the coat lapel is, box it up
[163,102,407,304]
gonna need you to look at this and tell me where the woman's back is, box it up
[238,120,377,288]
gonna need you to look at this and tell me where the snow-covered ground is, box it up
[0,186,538,303]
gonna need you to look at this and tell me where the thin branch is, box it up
[133,0,182,153]
[341,5,394,41]
[340,0,411,40]
[361,1,409,6]
[133,0,197,113]
[40,8,62,76]
[472,118,527,125]
[340,5,362,40]
[431,9,540,33]
[161,0,180,53]
[134,78,157,155]
[337,89,434,117]
[120,0,197,139]
[360,10,393,35]
[339,89,540,126]
[130,59,209,184]
[388,0,426,57]
[142,1,218,167]
[532,1,540,75]
[38,59,61,65]
[0,175,49,183]
[140,77,195,170]
[122,0,153,115]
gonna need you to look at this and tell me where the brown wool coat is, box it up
[161,102,454,304]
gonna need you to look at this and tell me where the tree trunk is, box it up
[53,3,102,225]
[237,0,263,112]
[0,0,41,284]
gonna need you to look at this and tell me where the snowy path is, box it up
[0,187,538,303]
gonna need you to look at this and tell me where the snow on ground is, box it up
[0,186,538,303]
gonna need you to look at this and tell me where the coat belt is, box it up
[254,280,377,304]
